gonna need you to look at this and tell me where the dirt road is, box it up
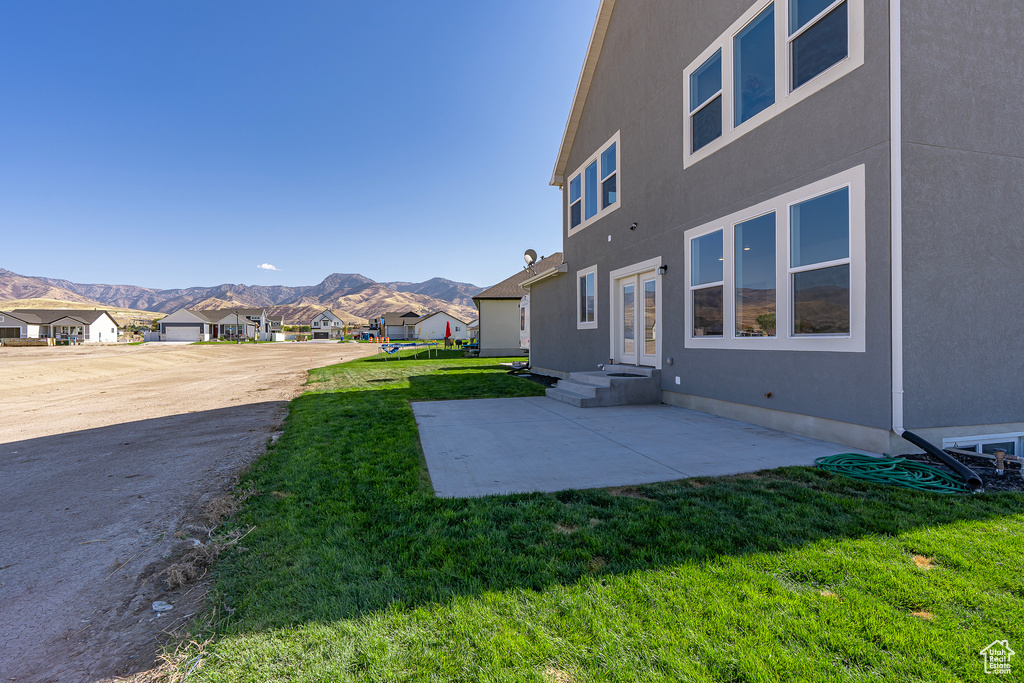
[0,341,378,682]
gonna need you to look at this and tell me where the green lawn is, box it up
[184,352,1024,682]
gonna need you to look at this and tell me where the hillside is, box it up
[2,268,481,325]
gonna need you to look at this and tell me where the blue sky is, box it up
[0,1,598,290]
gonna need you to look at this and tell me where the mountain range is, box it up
[0,268,483,325]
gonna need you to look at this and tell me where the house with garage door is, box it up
[527,0,1024,455]
[159,309,257,342]
[310,309,346,339]
[0,309,119,343]
[474,253,562,357]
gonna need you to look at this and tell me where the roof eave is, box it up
[521,263,569,289]
[550,0,616,187]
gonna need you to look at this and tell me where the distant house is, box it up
[473,253,563,357]
[412,311,468,341]
[310,309,345,340]
[466,318,479,339]
[158,309,260,342]
[0,309,119,343]
[380,311,421,340]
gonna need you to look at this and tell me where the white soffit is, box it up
[550,0,616,187]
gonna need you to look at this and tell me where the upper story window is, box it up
[683,0,863,167]
[690,50,723,152]
[790,0,849,89]
[684,165,865,352]
[577,265,598,329]
[567,132,620,236]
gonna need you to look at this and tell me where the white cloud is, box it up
[257,263,279,271]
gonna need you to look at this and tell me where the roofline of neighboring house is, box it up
[414,310,467,325]
[550,0,616,187]
[521,263,569,289]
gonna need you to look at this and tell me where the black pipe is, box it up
[901,430,983,491]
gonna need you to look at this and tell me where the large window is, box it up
[789,0,849,89]
[683,0,862,166]
[690,230,724,336]
[577,265,598,329]
[567,133,620,235]
[685,165,865,351]
[790,187,850,335]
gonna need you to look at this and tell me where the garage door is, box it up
[165,326,200,342]
[0,327,20,339]
[313,331,329,339]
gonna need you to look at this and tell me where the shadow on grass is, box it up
[214,365,1024,634]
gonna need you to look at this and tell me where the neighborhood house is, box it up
[473,253,562,357]
[526,0,1023,455]
[158,308,279,342]
[0,309,119,343]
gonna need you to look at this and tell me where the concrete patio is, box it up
[412,396,880,497]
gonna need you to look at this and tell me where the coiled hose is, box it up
[815,453,971,494]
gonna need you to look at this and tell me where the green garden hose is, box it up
[815,453,971,494]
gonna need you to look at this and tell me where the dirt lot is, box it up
[0,341,378,682]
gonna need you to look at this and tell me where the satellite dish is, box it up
[524,249,538,266]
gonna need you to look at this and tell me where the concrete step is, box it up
[546,367,662,408]
[552,379,600,397]
[545,386,598,407]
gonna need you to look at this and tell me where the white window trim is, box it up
[576,265,598,330]
[683,0,864,168]
[943,432,1024,455]
[684,164,865,352]
[567,131,621,236]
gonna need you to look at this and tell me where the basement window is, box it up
[944,433,1023,457]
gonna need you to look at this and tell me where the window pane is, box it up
[982,442,1015,456]
[623,283,635,354]
[579,276,587,322]
[585,161,598,219]
[602,174,617,208]
[790,187,849,267]
[734,5,775,125]
[792,2,848,89]
[735,213,777,337]
[644,279,656,355]
[793,264,850,334]
[692,95,723,152]
[571,202,582,228]
[691,229,724,286]
[579,274,595,323]
[601,142,616,178]
[586,273,595,322]
[790,0,838,33]
[690,49,722,110]
[569,174,581,203]
[693,286,724,337]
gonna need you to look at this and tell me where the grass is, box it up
[181,352,1024,682]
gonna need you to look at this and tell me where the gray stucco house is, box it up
[527,0,1024,455]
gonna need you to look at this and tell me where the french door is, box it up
[613,268,659,366]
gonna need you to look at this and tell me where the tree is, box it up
[755,312,776,336]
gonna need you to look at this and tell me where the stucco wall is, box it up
[537,0,894,430]
[900,0,1024,429]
